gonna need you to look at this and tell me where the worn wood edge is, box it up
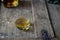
[1,38,59,40]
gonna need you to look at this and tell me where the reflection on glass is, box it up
[15,17,30,31]
[3,0,18,8]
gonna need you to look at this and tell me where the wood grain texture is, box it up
[1,38,59,40]
[32,0,54,38]
[47,2,60,38]
[0,1,36,38]
[0,0,54,40]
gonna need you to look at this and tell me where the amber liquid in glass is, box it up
[15,17,30,31]
[3,0,18,8]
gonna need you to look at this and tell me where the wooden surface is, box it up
[1,38,59,40]
[0,0,36,38]
[31,0,54,38]
[47,2,60,38]
[0,0,54,40]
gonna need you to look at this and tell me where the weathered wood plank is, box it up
[0,0,54,39]
[47,2,60,38]
[0,1,36,38]
[32,0,54,38]
[2,38,59,40]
